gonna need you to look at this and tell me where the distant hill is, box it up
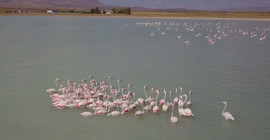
[219,7,270,12]
[0,0,108,10]
[1,0,270,13]
[0,0,189,11]
[131,7,188,12]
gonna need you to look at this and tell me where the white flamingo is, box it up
[46,78,61,93]
[135,102,145,117]
[107,111,121,117]
[95,109,107,115]
[153,90,159,113]
[173,88,179,104]
[149,88,155,106]
[178,94,194,117]
[159,89,166,106]
[170,104,178,123]
[179,87,183,96]
[162,90,169,112]
[80,112,93,117]
[178,94,185,108]
[221,101,235,121]
[170,91,178,123]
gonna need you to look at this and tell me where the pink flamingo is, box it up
[159,89,166,106]
[153,90,159,113]
[170,104,178,123]
[129,92,137,110]
[221,101,235,121]
[149,88,155,107]
[94,107,107,115]
[162,90,169,112]
[178,94,194,117]
[173,88,179,104]
[135,102,145,117]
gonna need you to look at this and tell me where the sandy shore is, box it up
[1,10,270,21]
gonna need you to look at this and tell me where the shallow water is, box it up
[0,16,270,140]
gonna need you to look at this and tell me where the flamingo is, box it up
[179,87,183,96]
[159,89,166,106]
[55,78,61,89]
[170,104,178,123]
[80,112,93,117]
[178,94,185,108]
[173,88,179,104]
[46,78,61,93]
[136,91,145,105]
[46,88,58,93]
[149,88,155,107]
[120,103,130,115]
[94,107,107,115]
[169,90,178,123]
[181,94,194,117]
[153,90,159,113]
[162,90,169,112]
[185,39,191,45]
[127,83,133,94]
[178,94,194,117]
[107,111,121,117]
[142,86,151,111]
[221,101,235,121]
[129,92,137,110]
[135,102,145,117]
[183,108,194,117]
[143,86,149,102]
[186,91,192,106]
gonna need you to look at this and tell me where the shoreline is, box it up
[1,11,270,21]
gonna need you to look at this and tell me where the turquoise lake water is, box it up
[0,16,270,140]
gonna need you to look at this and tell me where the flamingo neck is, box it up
[183,95,187,104]
[121,90,124,96]
[155,93,159,105]
[55,81,59,89]
[117,81,121,92]
[171,104,174,117]
[144,88,148,99]
[128,86,131,93]
[108,78,112,89]
[222,103,227,114]
[133,93,136,102]
[164,92,166,100]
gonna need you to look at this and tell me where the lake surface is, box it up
[0,16,270,140]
